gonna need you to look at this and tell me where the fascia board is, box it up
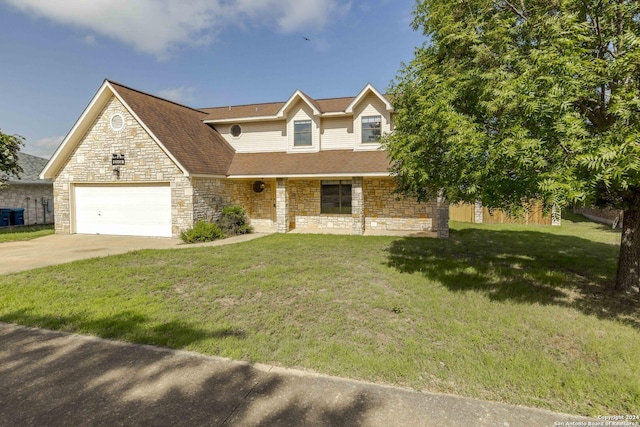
[227,172,389,179]
[345,83,393,113]
[40,81,112,179]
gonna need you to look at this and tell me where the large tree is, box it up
[383,0,640,294]
[0,129,24,187]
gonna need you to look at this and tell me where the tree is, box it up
[0,129,24,187]
[383,0,640,294]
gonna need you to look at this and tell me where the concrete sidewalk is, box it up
[0,233,269,275]
[0,323,594,427]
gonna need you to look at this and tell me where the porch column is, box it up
[437,193,450,238]
[352,177,364,235]
[276,178,289,233]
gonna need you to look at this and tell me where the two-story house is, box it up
[41,80,449,238]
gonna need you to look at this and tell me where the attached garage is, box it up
[73,184,172,237]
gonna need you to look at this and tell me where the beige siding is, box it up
[218,121,286,153]
[321,116,354,150]
[286,101,320,153]
[353,93,391,151]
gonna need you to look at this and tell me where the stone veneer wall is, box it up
[0,184,54,225]
[191,178,231,222]
[53,96,193,237]
[363,178,439,232]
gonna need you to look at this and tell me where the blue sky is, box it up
[0,0,424,159]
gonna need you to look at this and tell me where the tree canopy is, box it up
[0,129,23,187]
[383,0,640,293]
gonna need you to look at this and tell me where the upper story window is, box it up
[362,115,382,143]
[294,120,312,146]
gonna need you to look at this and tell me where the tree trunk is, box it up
[613,208,640,293]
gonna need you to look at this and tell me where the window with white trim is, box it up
[294,120,312,146]
[362,115,381,143]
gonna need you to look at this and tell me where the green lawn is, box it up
[0,215,638,416]
[0,224,54,243]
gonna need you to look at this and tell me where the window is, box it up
[110,113,124,132]
[230,124,242,137]
[294,120,312,146]
[321,180,352,214]
[362,115,381,143]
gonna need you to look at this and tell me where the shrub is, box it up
[180,220,224,243]
[218,205,253,236]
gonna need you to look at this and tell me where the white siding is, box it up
[353,93,391,151]
[218,121,286,153]
[321,116,354,150]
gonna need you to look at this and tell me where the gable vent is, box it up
[110,113,125,131]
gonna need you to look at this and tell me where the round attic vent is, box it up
[230,124,242,137]
[110,113,125,131]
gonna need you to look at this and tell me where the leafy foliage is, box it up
[0,129,24,187]
[384,0,640,293]
[218,205,253,236]
[180,220,224,243]
[384,0,640,213]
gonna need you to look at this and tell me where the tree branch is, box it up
[502,0,527,22]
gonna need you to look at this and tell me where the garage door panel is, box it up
[74,185,171,237]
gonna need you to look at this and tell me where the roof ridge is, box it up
[106,79,206,114]
[200,100,286,110]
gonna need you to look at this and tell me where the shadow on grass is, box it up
[386,227,640,329]
[0,309,245,349]
[0,324,377,426]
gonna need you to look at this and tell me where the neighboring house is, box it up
[41,80,448,238]
[1,152,54,225]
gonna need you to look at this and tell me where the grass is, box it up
[0,224,54,243]
[0,215,638,416]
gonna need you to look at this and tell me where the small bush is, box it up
[218,205,253,236]
[180,220,224,243]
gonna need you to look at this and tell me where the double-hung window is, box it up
[294,120,312,146]
[321,180,352,214]
[361,115,382,143]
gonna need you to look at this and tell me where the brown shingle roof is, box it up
[227,150,390,177]
[109,81,235,176]
[201,96,358,121]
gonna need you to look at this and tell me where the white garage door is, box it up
[74,184,172,237]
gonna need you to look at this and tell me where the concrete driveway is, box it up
[0,233,268,275]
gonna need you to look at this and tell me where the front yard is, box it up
[0,215,637,416]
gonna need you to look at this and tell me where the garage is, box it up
[74,184,172,237]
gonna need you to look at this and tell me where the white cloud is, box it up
[156,86,196,104]
[25,136,64,159]
[2,0,351,59]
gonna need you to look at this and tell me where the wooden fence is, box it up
[449,202,555,225]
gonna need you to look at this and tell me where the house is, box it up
[41,80,449,238]
[1,152,54,225]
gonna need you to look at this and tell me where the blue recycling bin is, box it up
[10,208,24,226]
[0,209,10,227]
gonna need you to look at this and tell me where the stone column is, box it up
[437,194,450,239]
[474,201,483,224]
[276,178,289,233]
[551,204,561,226]
[351,177,364,235]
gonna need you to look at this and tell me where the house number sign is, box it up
[112,154,125,165]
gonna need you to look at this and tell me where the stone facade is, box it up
[0,184,54,225]
[363,178,439,232]
[52,96,193,237]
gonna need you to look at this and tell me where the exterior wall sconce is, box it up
[113,166,120,179]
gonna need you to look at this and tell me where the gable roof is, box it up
[42,80,235,179]
[201,84,390,123]
[110,81,235,176]
[2,152,51,184]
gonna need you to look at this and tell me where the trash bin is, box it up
[0,209,10,227]
[10,208,24,226]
